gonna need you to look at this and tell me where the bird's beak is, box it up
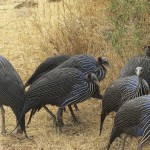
[100,112,107,135]
[94,80,99,87]
[104,61,110,67]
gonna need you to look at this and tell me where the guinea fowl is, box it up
[107,95,150,150]
[55,54,109,82]
[100,67,149,135]
[24,54,79,122]
[26,54,109,125]
[16,68,102,136]
[25,54,109,87]
[54,54,109,124]
[119,45,150,87]
[25,55,71,87]
[0,56,26,136]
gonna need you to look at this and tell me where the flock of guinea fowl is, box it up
[0,45,150,150]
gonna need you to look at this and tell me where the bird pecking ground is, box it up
[0,0,149,150]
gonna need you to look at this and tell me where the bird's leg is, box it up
[137,145,142,150]
[59,108,64,126]
[43,106,57,128]
[10,119,22,138]
[57,108,63,133]
[68,105,78,123]
[0,105,6,135]
[24,128,32,140]
[63,107,66,112]
[16,119,22,134]
[73,104,79,111]
[122,134,128,150]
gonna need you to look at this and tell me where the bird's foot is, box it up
[56,126,62,134]
[24,135,34,140]
[74,104,79,111]
[1,130,7,136]
[72,117,80,124]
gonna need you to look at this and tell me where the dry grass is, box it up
[0,0,149,149]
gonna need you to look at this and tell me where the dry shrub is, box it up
[21,0,109,55]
